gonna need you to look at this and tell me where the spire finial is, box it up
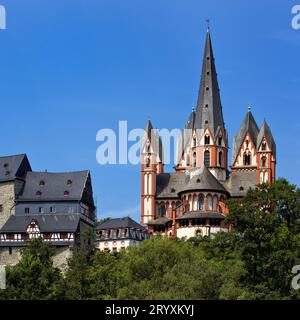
[248,105,251,112]
[192,106,195,112]
[206,19,210,32]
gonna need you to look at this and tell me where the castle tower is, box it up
[141,120,163,224]
[175,28,228,182]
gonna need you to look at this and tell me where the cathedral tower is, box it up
[141,120,163,224]
[175,28,228,182]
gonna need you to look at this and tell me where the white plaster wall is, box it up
[177,226,228,239]
[98,239,141,252]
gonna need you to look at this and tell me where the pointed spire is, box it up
[257,119,276,157]
[193,28,225,136]
[232,110,260,165]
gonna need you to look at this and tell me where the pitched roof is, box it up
[193,30,225,136]
[225,170,257,197]
[0,213,81,233]
[232,111,260,165]
[156,172,186,198]
[147,217,172,225]
[257,120,276,158]
[178,166,228,194]
[17,171,89,201]
[97,217,145,230]
[0,154,32,182]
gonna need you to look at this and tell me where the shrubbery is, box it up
[1,179,300,300]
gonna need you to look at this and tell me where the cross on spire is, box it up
[206,19,210,32]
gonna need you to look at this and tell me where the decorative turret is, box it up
[257,120,276,184]
[141,120,164,224]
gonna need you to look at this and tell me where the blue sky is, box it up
[0,1,299,221]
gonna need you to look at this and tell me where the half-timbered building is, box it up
[0,154,96,270]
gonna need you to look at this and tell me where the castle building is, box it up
[96,217,149,253]
[0,154,96,270]
[141,28,276,239]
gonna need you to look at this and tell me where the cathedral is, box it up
[141,28,276,239]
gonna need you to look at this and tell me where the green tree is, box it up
[0,238,62,300]
[226,179,300,299]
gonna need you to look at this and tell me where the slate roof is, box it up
[257,120,276,158]
[225,170,257,198]
[178,30,226,164]
[176,211,225,220]
[0,214,81,233]
[147,217,172,225]
[97,217,145,230]
[0,154,32,182]
[231,111,260,165]
[156,172,186,198]
[178,166,228,194]
[17,171,89,201]
[182,30,225,137]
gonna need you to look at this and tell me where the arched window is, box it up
[218,151,223,167]
[193,138,197,147]
[204,135,210,145]
[146,157,150,168]
[213,196,218,211]
[261,156,267,168]
[160,205,166,217]
[204,151,210,167]
[207,195,213,211]
[195,230,202,239]
[262,142,267,151]
[243,152,251,166]
[193,152,196,168]
[218,136,222,146]
[199,195,204,210]
[193,198,198,211]
[186,153,190,166]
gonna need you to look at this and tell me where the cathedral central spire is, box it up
[194,28,225,136]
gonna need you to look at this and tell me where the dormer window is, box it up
[36,191,42,197]
[204,135,210,145]
[67,179,73,187]
[64,191,70,197]
[39,180,45,186]
[5,171,10,176]
[3,163,9,168]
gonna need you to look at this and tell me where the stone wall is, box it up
[0,245,73,272]
[0,181,16,229]
[0,247,22,266]
[52,246,73,272]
